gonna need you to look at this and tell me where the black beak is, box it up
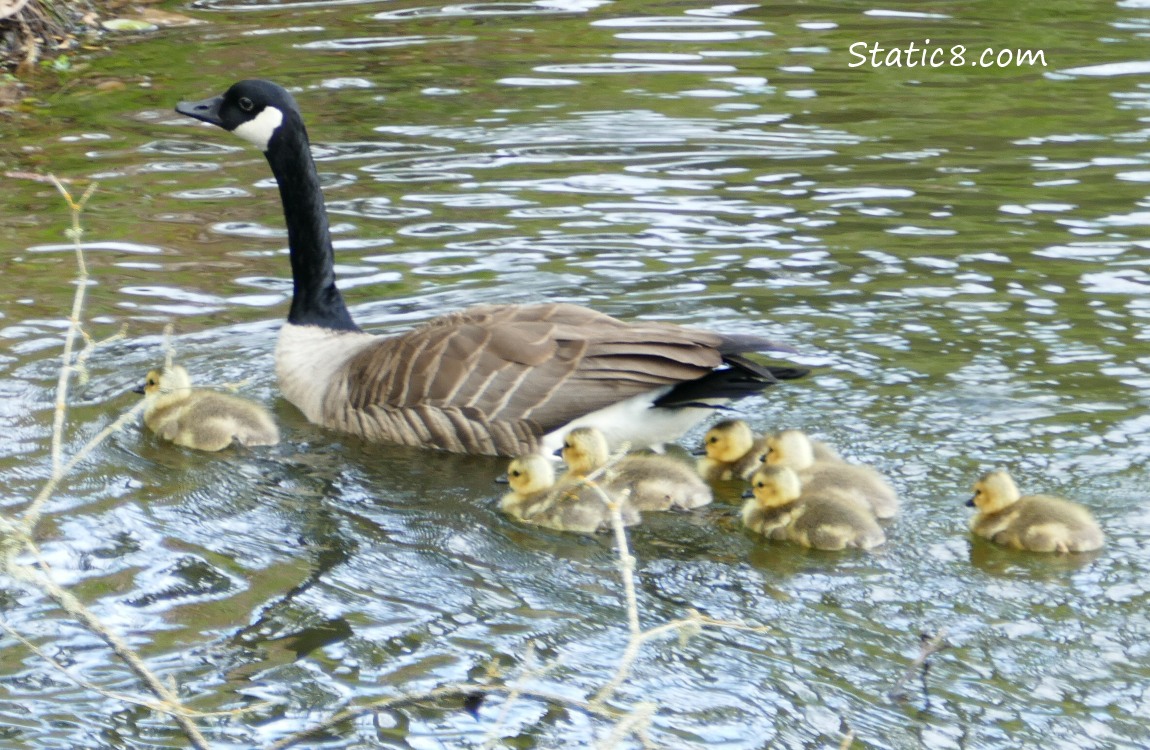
[176,94,225,128]
[966,495,976,508]
[741,488,753,499]
[552,447,563,458]
[132,383,146,395]
[493,473,509,485]
[690,448,706,457]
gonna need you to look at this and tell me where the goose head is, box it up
[764,429,816,470]
[969,468,1020,513]
[703,419,756,462]
[507,454,556,496]
[748,465,802,508]
[560,427,610,476]
[139,365,193,399]
[176,79,300,152]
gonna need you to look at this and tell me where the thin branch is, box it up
[592,611,768,706]
[7,564,212,749]
[0,618,265,720]
[265,683,629,750]
[47,176,97,478]
[596,701,657,750]
[888,629,949,705]
[16,400,148,539]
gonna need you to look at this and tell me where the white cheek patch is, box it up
[233,106,285,151]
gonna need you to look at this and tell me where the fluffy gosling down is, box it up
[139,366,280,451]
[968,469,1104,553]
[764,429,898,519]
[697,419,768,482]
[743,465,885,551]
[699,420,845,483]
[501,454,640,534]
[562,426,712,511]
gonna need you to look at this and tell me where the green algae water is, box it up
[0,1,1148,747]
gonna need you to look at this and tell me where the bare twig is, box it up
[15,400,148,539]
[576,442,641,634]
[46,176,98,477]
[0,176,214,750]
[7,565,212,749]
[596,701,657,750]
[0,618,265,720]
[266,683,630,750]
[888,629,949,706]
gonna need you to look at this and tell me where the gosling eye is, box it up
[708,436,719,444]
[239,96,254,112]
[510,470,520,478]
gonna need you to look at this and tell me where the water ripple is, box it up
[297,35,476,50]
[374,3,583,20]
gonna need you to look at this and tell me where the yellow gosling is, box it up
[501,454,640,534]
[697,419,842,483]
[742,465,885,551]
[697,419,767,482]
[968,469,1103,553]
[764,428,898,519]
[140,366,279,451]
[562,426,712,511]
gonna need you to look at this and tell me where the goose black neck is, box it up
[264,116,360,332]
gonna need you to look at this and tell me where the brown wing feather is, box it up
[340,303,727,441]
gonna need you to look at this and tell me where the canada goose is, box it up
[138,365,280,451]
[501,453,640,534]
[743,465,885,550]
[561,426,712,511]
[968,469,1104,553]
[764,429,898,519]
[176,80,807,457]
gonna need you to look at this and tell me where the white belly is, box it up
[538,387,718,456]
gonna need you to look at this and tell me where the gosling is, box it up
[699,419,846,483]
[743,465,885,551]
[562,426,712,511]
[697,419,769,482]
[139,365,280,451]
[501,454,640,534]
[968,468,1104,553]
[764,429,898,519]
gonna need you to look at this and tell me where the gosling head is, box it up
[507,454,556,496]
[138,365,193,399]
[764,429,817,470]
[969,468,1021,513]
[560,427,610,476]
[748,465,802,508]
[176,79,301,152]
[703,419,756,462]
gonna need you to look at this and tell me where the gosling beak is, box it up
[689,448,706,457]
[552,447,563,458]
[493,473,509,485]
[966,494,976,508]
[132,383,146,395]
[741,488,754,499]
[176,94,225,128]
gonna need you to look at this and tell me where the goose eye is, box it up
[239,97,254,112]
